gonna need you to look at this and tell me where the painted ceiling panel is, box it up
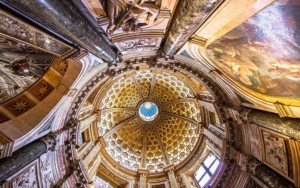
[206,1,300,98]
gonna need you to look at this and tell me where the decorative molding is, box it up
[274,102,294,118]
[157,9,171,18]
[0,141,14,159]
[189,36,206,46]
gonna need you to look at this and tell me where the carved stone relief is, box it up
[40,153,55,188]
[115,38,161,54]
[68,174,77,187]
[262,131,289,176]
[57,148,66,178]
[249,110,300,140]
[80,0,175,58]
[101,0,161,34]
[12,165,38,188]
[249,124,262,161]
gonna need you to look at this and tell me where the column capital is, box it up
[246,158,262,175]
[164,165,179,188]
[239,107,252,124]
[139,170,148,188]
[164,164,175,173]
[226,145,259,173]
[98,137,107,149]
[138,169,149,177]
[40,133,60,151]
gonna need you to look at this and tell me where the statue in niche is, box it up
[101,0,160,34]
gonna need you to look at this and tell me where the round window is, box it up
[139,102,159,121]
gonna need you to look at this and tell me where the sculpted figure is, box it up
[102,0,159,34]
[103,0,127,33]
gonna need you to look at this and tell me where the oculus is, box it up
[139,101,158,121]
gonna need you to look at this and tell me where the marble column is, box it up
[163,0,222,56]
[242,108,300,140]
[247,158,294,188]
[69,0,114,50]
[1,0,117,62]
[0,134,57,182]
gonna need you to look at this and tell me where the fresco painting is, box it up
[207,1,300,97]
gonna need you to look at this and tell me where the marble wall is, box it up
[3,151,61,188]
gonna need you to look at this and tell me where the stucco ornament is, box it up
[13,166,38,188]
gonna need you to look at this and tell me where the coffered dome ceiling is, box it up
[95,70,203,173]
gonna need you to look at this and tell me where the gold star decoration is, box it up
[58,61,67,72]
[13,101,28,112]
[37,85,49,96]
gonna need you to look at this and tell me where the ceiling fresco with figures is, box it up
[81,0,178,57]
[95,70,202,172]
[206,1,300,98]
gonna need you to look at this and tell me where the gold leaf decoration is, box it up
[13,101,29,112]
[37,85,49,96]
[58,61,67,71]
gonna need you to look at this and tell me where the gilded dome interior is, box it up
[1,1,300,188]
[96,70,202,173]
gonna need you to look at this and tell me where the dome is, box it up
[2,1,300,188]
[96,70,202,173]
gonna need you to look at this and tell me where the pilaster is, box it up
[138,169,149,188]
[164,165,179,188]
